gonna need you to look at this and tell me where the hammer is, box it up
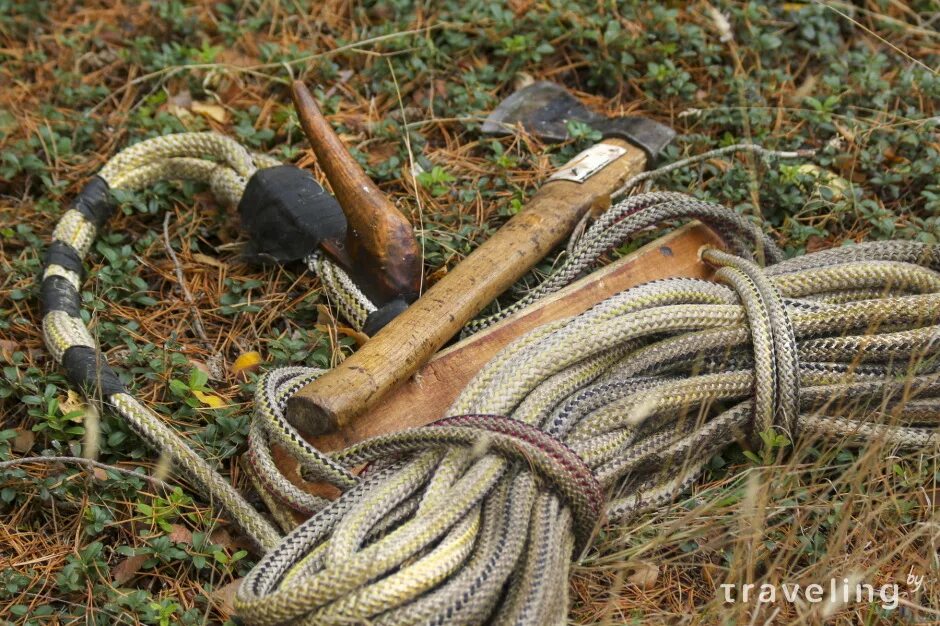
[288,80,675,436]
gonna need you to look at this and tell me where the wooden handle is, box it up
[291,81,421,302]
[286,138,647,435]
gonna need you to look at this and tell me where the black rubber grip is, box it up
[362,297,409,336]
[43,241,85,276]
[238,165,347,264]
[72,176,115,229]
[39,275,81,318]
[61,345,126,397]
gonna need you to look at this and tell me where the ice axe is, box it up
[286,81,676,436]
[240,83,423,333]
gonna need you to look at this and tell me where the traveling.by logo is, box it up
[720,578,899,610]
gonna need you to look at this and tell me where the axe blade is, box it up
[482,81,675,160]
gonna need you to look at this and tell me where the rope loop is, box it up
[334,414,604,553]
[702,247,801,441]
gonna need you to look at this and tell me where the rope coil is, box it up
[35,132,940,625]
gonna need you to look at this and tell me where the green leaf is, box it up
[169,379,190,397]
[189,368,209,390]
[742,450,762,465]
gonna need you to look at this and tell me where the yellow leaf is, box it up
[59,389,89,421]
[232,351,263,375]
[193,390,226,408]
[795,164,849,200]
[191,101,228,123]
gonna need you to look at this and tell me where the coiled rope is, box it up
[38,132,940,624]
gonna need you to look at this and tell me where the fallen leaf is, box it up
[190,359,213,378]
[365,141,398,167]
[628,562,660,589]
[508,0,534,16]
[59,389,87,419]
[795,164,849,201]
[167,103,193,121]
[192,390,226,408]
[112,554,147,585]
[0,339,18,361]
[514,71,535,91]
[917,487,940,509]
[191,101,228,123]
[316,304,336,325]
[210,527,255,552]
[706,157,733,173]
[210,527,236,550]
[211,578,242,615]
[232,351,263,376]
[805,235,829,253]
[168,524,193,545]
[12,428,34,454]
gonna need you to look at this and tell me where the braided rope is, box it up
[36,132,940,624]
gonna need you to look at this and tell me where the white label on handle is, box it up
[548,143,627,183]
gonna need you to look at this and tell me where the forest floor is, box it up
[1,1,939,624]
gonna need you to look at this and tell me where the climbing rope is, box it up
[37,132,940,624]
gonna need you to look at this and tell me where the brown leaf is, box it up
[805,235,828,253]
[627,562,660,589]
[210,527,237,550]
[189,359,215,380]
[210,527,255,552]
[168,524,193,545]
[12,428,35,454]
[365,141,398,167]
[0,339,18,361]
[211,578,242,615]
[705,158,733,173]
[112,554,147,585]
[217,48,259,68]
[508,0,534,17]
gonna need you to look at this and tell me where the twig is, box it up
[611,143,816,200]
[162,212,210,346]
[0,456,178,493]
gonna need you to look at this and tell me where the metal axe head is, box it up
[482,81,675,160]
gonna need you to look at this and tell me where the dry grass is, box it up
[1,0,938,624]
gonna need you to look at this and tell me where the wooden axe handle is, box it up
[286,138,647,435]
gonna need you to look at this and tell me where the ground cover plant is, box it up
[1,0,938,624]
